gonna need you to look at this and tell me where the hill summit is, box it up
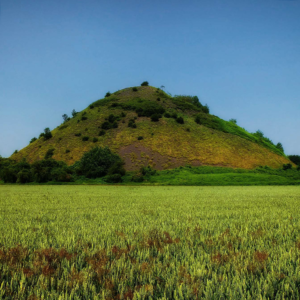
[11,84,291,170]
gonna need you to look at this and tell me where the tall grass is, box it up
[0,186,300,299]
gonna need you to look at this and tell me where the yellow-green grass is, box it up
[11,86,292,170]
[1,186,300,299]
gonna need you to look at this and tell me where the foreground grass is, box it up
[0,186,300,299]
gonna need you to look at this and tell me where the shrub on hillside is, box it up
[151,114,161,122]
[171,113,178,119]
[81,116,88,121]
[105,92,111,97]
[283,163,292,170]
[93,137,98,143]
[72,109,78,117]
[276,143,284,153]
[89,105,94,109]
[289,155,300,166]
[164,112,171,118]
[137,136,143,140]
[75,133,82,137]
[41,128,52,140]
[141,81,149,86]
[82,136,89,141]
[132,87,138,92]
[66,149,70,153]
[76,146,124,178]
[176,116,184,124]
[99,130,106,136]
[30,137,37,143]
[140,165,156,176]
[44,148,55,159]
[101,121,111,130]
[128,119,136,128]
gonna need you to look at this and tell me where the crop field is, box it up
[0,186,300,299]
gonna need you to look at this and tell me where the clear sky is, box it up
[0,0,299,158]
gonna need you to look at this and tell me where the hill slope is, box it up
[11,85,292,170]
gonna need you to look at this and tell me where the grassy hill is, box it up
[11,85,293,170]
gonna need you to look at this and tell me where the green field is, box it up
[1,186,300,299]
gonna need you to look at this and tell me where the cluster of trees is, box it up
[253,130,284,153]
[0,147,126,184]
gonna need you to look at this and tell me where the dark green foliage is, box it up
[108,114,116,123]
[50,167,72,182]
[276,143,284,153]
[164,112,171,118]
[297,166,300,171]
[13,150,18,154]
[157,97,160,101]
[128,119,136,128]
[132,87,138,92]
[44,148,55,159]
[41,128,52,140]
[283,163,292,170]
[30,137,37,143]
[172,95,208,113]
[101,121,111,130]
[101,114,119,130]
[72,109,78,117]
[114,98,165,118]
[76,146,124,178]
[93,137,98,143]
[186,128,190,132]
[66,149,70,153]
[141,81,149,86]
[105,92,111,97]
[171,113,178,119]
[176,116,184,124]
[31,159,70,183]
[229,119,237,124]
[82,136,89,142]
[59,124,68,130]
[89,104,94,109]
[108,160,126,176]
[2,167,18,183]
[151,114,161,122]
[289,155,300,166]
[140,165,156,176]
[16,169,32,183]
[202,105,210,114]
[62,114,69,122]
[121,112,126,117]
[253,130,264,138]
[131,173,144,182]
[75,133,82,137]
[99,130,106,136]
[81,116,88,121]
[105,174,123,183]
[138,136,143,140]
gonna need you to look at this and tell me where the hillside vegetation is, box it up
[11,85,292,170]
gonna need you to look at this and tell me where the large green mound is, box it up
[11,85,293,170]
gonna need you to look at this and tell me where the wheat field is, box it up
[0,186,300,299]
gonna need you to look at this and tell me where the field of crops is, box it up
[0,186,300,299]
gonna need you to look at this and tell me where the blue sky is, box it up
[0,0,299,158]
